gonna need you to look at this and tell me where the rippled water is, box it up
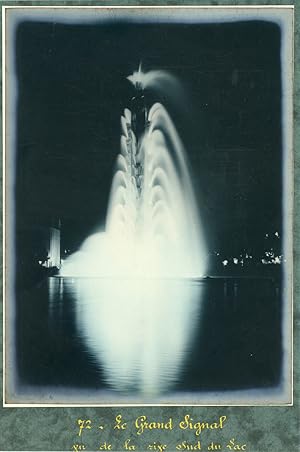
[17,276,281,400]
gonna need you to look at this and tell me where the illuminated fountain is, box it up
[60,67,206,396]
[62,66,206,278]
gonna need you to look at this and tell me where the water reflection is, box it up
[17,276,282,402]
[51,277,202,395]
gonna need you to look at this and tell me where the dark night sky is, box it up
[15,19,282,260]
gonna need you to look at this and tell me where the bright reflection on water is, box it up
[49,277,202,395]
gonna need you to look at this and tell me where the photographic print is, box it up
[3,6,293,406]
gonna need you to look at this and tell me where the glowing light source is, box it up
[61,72,206,279]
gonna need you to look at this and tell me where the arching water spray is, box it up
[62,69,206,278]
[104,100,206,277]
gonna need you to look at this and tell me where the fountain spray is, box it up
[61,67,207,278]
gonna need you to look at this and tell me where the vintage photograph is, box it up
[4,6,293,405]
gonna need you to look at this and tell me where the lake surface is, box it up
[16,276,282,400]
